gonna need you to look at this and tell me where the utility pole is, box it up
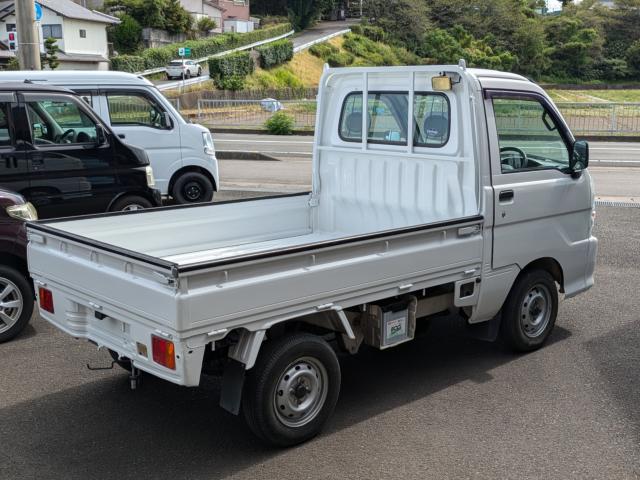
[15,0,41,70]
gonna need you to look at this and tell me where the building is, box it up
[0,0,118,70]
[179,0,252,33]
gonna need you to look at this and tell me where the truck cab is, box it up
[27,64,597,447]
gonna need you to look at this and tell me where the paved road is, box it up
[1,207,638,479]
[215,134,640,164]
[215,134,640,199]
[154,21,354,91]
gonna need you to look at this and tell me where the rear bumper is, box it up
[34,282,205,386]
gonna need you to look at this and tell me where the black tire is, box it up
[109,195,153,212]
[0,266,34,343]
[108,349,132,372]
[197,68,202,76]
[500,269,558,352]
[242,333,341,447]
[172,172,214,204]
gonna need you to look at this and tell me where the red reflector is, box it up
[152,335,176,370]
[38,287,54,313]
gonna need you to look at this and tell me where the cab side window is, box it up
[26,99,98,145]
[106,91,170,129]
[0,103,11,146]
[493,97,570,173]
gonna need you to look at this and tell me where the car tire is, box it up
[242,333,341,447]
[166,74,172,80]
[0,265,34,343]
[109,195,154,212]
[197,68,202,76]
[172,172,214,204]
[500,269,558,352]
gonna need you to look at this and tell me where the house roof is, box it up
[0,0,119,24]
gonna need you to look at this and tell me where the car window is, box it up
[493,97,570,173]
[26,99,98,145]
[413,93,450,147]
[0,103,11,146]
[106,92,169,129]
[169,60,183,66]
[340,92,408,145]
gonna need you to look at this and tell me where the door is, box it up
[22,92,119,219]
[0,94,30,197]
[486,90,592,287]
[100,88,180,195]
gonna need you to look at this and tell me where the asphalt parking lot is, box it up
[0,205,638,480]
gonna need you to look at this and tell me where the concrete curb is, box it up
[217,150,281,161]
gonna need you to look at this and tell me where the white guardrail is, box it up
[136,29,295,77]
[293,28,351,53]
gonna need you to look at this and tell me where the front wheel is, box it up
[500,269,558,352]
[109,195,153,212]
[172,172,214,204]
[242,333,341,447]
[0,266,33,343]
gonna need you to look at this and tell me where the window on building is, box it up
[5,24,16,32]
[41,24,63,39]
[79,29,86,38]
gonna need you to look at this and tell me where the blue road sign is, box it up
[35,3,42,21]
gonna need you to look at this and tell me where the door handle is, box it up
[499,190,514,202]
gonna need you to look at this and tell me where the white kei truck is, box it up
[27,64,597,447]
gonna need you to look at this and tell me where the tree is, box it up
[164,0,192,34]
[287,0,323,31]
[109,13,142,54]
[364,0,430,52]
[41,37,59,70]
[196,17,217,36]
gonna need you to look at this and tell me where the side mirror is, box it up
[570,140,589,172]
[96,124,107,145]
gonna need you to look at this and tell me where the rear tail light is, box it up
[38,287,54,313]
[152,335,176,370]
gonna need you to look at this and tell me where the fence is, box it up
[555,102,640,135]
[169,92,640,135]
[194,98,317,128]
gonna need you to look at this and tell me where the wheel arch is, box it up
[520,257,565,293]
[0,252,30,280]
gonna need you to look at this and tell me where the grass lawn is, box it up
[547,90,640,103]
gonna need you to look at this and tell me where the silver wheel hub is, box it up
[122,204,144,211]
[274,357,328,428]
[520,284,551,338]
[0,277,24,334]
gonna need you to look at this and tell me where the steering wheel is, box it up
[58,128,76,143]
[500,146,528,170]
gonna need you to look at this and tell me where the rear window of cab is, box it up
[339,91,450,147]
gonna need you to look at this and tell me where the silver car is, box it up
[166,59,202,80]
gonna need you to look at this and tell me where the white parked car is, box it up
[166,59,202,80]
[0,71,219,204]
[28,64,597,447]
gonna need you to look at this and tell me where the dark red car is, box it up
[0,188,35,342]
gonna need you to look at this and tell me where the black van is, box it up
[0,82,160,219]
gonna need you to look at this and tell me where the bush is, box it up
[626,40,640,75]
[256,39,294,69]
[110,54,146,72]
[208,51,255,89]
[111,23,292,72]
[350,24,386,42]
[265,111,294,135]
[109,13,142,54]
[309,42,338,60]
[327,51,354,67]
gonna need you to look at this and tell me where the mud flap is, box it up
[220,359,245,415]
[466,312,502,342]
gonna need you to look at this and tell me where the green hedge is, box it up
[111,23,292,73]
[208,51,255,90]
[256,39,293,69]
[110,54,146,73]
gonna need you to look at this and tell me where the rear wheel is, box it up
[197,68,202,76]
[243,333,341,447]
[500,269,558,352]
[109,195,153,212]
[172,172,214,204]
[0,266,33,343]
